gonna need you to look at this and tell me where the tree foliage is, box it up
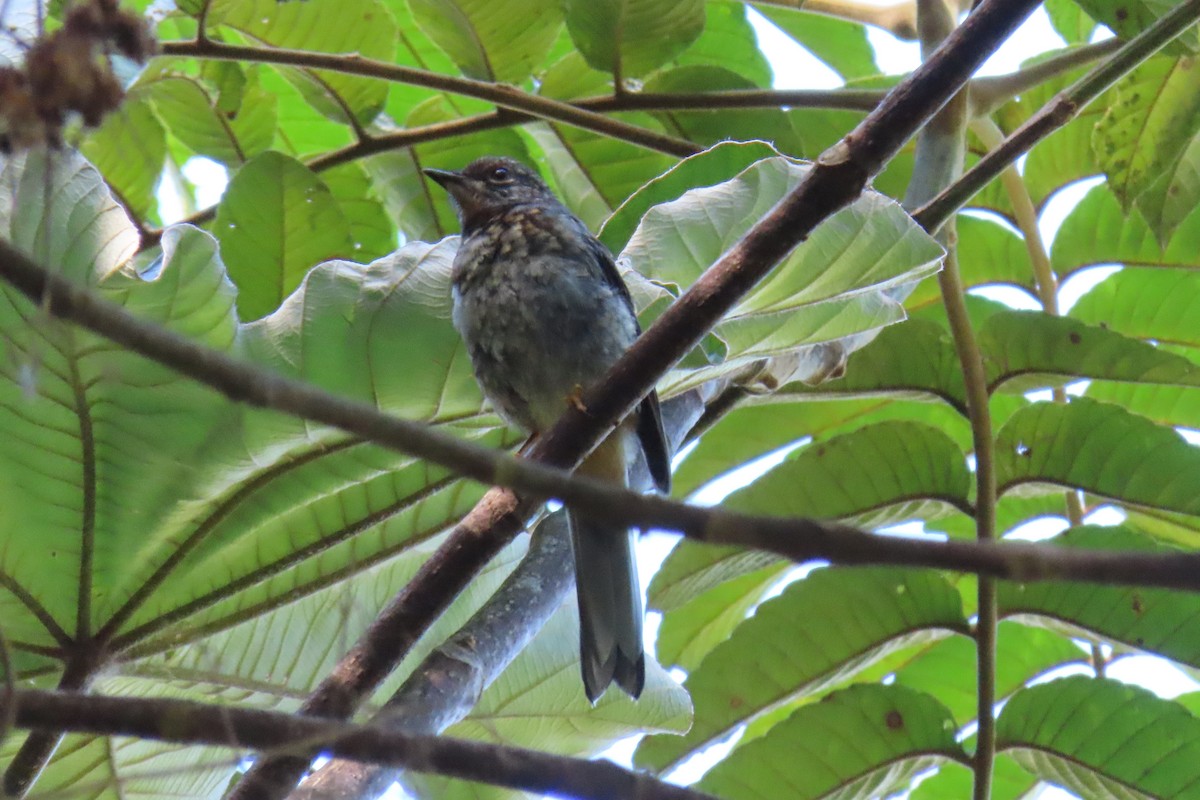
[2,0,1200,798]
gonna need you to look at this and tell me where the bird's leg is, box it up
[566,384,591,415]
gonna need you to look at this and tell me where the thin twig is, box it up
[914,0,1200,230]
[158,39,700,159]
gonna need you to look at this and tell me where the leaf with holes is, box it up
[995,398,1200,516]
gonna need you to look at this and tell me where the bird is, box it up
[425,156,671,702]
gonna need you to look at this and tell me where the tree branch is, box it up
[3,687,716,800]
[914,0,1200,230]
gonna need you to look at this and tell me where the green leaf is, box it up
[599,139,780,254]
[319,162,398,262]
[214,151,353,320]
[675,0,772,86]
[894,622,1086,724]
[649,542,785,612]
[144,76,271,167]
[999,525,1200,668]
[907,214,1034,311]
[1093,56,1200,210]
[1049,184,1200,279]
[207,0,396,122]
[724,421,973,528]
[1045,0,1098,43]
[621,156,944,395]
[671,398,975,501]
[1135,132,1200,244]
[1073,0,1198,50]
[0,151,141,649]
[526,54,675,229]
[998,676,1200,799]
[634,568,968,773]
[259,66,354,158]
[1085,380,1200,432]
[1072,268,1200,348]
[80,99,166,221]
[981,310,1200,391]
[408,0,563,82]
[563,0,705,78]
[753,5,879,80]
[655,561,791,670]
[697,684,965,800]
[995,397,1200,516]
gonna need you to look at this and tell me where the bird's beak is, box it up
[423,168,464,189]
[424,168,485,223]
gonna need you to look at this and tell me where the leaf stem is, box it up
[905,0,996,796]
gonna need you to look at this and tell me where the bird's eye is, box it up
[489,166,510,182]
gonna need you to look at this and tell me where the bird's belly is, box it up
[453,259,636,432]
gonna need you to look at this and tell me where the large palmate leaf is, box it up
[998,677,1200,799]
[0,151,504,786]
[1,144,707,790]
[635,567,968,773]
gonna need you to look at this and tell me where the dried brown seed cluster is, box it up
[0,0,155,152]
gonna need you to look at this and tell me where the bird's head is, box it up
[424,157,558,232]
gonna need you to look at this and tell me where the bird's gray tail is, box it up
[570,511,645,703]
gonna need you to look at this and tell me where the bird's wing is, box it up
[584,233,672,494]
